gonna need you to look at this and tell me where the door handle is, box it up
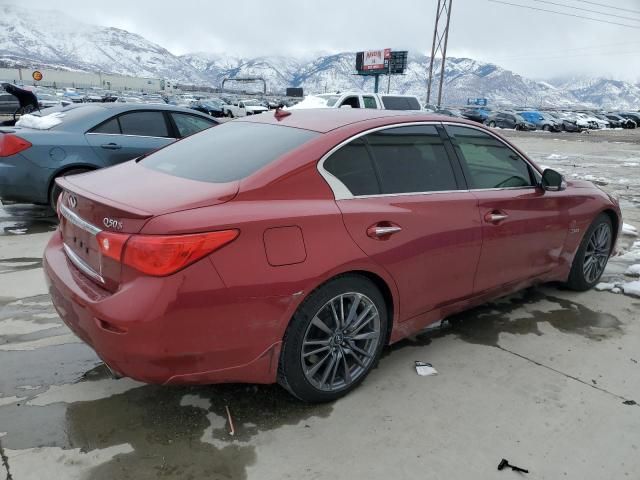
[367,223,402,239]
[100,143,122,150]
[484,211,508,223]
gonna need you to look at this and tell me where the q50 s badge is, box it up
[103,217,123,231]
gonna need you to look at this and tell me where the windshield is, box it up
[142,122,319,183]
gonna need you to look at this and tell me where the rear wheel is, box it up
[49,168,91,210]
[566,213,613,291]
[543,124,551,132]
[278,275,387,402]
[488,121,496,128]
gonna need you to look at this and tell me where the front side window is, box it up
[448,126,534,189]
[118,111,169,137]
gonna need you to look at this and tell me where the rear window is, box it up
[381,96,421,110]
[142,122,319,183]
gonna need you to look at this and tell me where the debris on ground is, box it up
[225,405,235,436]
[415,361,438,376]
[498,458,529,473]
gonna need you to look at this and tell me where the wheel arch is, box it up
[47,163,98,205]
[601,208,620,249]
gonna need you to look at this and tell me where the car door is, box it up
[85,110,175,165]
[445,124,569,293]
[323,124,482,321]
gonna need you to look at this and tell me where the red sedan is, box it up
[43,109,621,402]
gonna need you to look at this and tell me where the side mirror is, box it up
[541,168,566,191]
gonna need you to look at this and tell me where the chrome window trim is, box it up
[85,132,175,140]
[63,243,106,285]
[60,203,101,236]
[317,120,544,201]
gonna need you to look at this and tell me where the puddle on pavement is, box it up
[0,257,43,274]
[0,203,57,236]
[0,382,332,480]
[390,288,622,350]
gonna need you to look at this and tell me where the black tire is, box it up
[278,275,388,403]
[543,124,551,132]
[488,121,496,128]
[49,168,91,210]
[566,213,613,291]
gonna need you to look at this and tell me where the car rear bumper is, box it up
[0,154,50,203]
[43,231,287,385]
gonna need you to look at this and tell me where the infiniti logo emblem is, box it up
[68,195,77,208]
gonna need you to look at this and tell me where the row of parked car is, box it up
[436,106,639,132]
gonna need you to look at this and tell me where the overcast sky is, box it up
[11,0,640,81]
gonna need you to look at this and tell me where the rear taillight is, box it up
[0,134,32,157]
[97,230,238,276]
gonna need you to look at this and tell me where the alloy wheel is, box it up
[583,223,611,284]
[301,292,381,392]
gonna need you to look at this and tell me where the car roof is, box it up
[236,108,472,133]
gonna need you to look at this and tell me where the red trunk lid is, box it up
[56,160,239,290]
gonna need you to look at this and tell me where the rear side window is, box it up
[118,111,169,137]
[324,138,380,196]
[367,125,457,194]
[381,96,421,110]
[92,117,120,134]
[448,126,534,189]
[171,113,215,137]
[142,122,319,183]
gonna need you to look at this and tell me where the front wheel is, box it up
[543,124,551,132]
[278,275,388,402]
[566,213,613,291]
[488,121,496,128]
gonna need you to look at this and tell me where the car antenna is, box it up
[274,104,291,120]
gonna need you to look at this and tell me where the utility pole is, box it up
[426,0,453,108]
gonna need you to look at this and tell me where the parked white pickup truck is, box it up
[291,92,422,110]
[223,99,269,117]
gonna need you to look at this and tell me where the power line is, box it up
[488,0,640,29]
[569,0,640,16]
[533,0,640,22]
[492,40,640,59]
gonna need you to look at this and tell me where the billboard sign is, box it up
[357,49,391,72]
[467,97,488,106]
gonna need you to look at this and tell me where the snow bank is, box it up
[622,281,640,298]
[288,95,331,109]
[622,223,638,236]
[16,112,65,130]
[546,153,568,160]
[625,264,640,277]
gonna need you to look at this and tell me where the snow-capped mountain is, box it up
[0,4,206,83]
[548,77,640,110]
[1,4,638,109]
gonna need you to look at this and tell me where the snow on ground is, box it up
[623,223,638,236]
[625,264,640,277]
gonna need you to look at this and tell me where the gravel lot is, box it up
[0,130,639,480]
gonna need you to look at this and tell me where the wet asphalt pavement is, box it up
[1,131,640,479]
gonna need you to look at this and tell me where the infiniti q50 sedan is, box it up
[43,109,621,402]
[0,103,218,208]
